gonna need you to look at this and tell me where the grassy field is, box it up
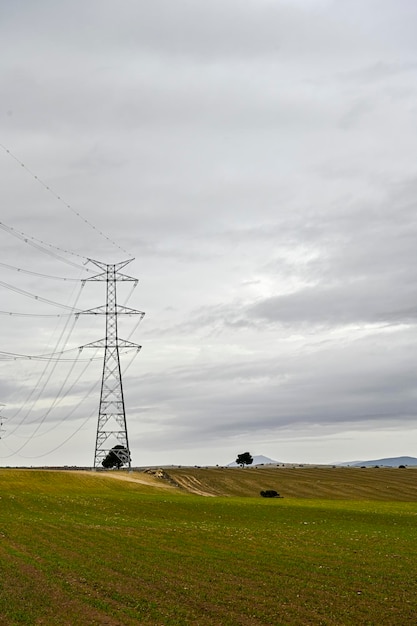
[0,468,416,625]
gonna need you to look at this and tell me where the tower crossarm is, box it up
[78,306,145,317]
[82,258,138,285]
[80,339,142,351]
[82,273,138,284]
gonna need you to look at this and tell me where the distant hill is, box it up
[228,454,280,467]
[339,456,417,467]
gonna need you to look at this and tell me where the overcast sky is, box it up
[1,0,417,467]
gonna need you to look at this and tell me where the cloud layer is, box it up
[1,0,417,466]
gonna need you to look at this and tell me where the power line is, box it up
[0,143,132,257]
[0,311,72,318]
[0,220,91,270]
[3,278,140,320]
[5,315,81,434]
[0,278,83,311]
[0,260,85,281]
[3,282,85,430]
[4,336,141,459]
[1,283,144,449]
[0,349,101,362]
[0,244,143,462]
[1,410,94,459]
[11,352,100,440]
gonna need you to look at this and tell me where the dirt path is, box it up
[68,470,178,490]
[164,473,218,496]
[101,469,217,496]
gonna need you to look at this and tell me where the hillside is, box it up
[147,465,417,501]
[341,456,417,467]
[3,466,416,501]
[227,454,279,466]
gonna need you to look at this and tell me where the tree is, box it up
[102,445,130,469]
[236,452,253,468]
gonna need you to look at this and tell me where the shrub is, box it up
[260,490,280,498]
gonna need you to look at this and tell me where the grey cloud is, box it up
[3,0,368,62]
[340,61,417,85]
[126,325,417,451]
[1,0,417,466]
[247,280,417,328]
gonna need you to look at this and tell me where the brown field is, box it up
[162,465,417,500]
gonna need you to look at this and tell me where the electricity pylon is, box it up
[80,259,144,469]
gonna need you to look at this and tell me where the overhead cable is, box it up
[0,310,73,317]
[0,221,90,270]
[12,351,100,440]
[3,283,85,429]
[0,278,82,311]
[0,260,84,281]
[2,340,141,458]
[0,143,132,257]
[1,410,94,459]
[0,351,101,362]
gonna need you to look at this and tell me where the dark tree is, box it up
[236,452,253,468]
[102,445,130,469]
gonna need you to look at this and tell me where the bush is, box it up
[260,490,280,498]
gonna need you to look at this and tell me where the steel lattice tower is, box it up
[80,259,144,469]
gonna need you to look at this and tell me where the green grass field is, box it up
[0,468,416,625]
